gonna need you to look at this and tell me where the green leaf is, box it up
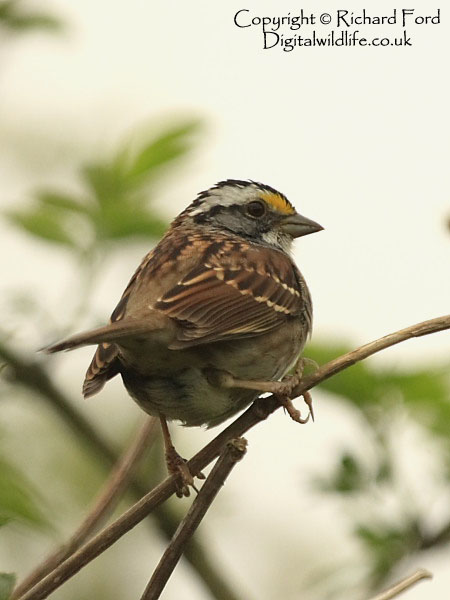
[0,0,62,32]
[0,457,49,528]
[382,368,450,441]
[82,121,201,208]
[124,120,201,183]
[5,208,77,247]
[93,205,167,240]
[35,190,90,216]
[375,456,393,484]
[357,520,422,586]
[307,343,450,436]
[0,573,16,600]
[316,452,367,494]
[6,119,201,248]
[315,448,394,495]
[81,164,124,208]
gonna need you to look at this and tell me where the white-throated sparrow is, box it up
[46,180,323,494]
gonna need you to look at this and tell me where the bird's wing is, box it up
[155,243,311,349]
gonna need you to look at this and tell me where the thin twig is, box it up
[141,438,247,600]
[17,314,450,600]
[148,505,241,600]
[0,339,242,600]
[368,568,432,600]
[11,416,158,600]
[291,314,450,399]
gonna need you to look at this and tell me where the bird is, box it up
[45,180,323,495]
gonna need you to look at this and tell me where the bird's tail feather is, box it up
[42,320,156,353]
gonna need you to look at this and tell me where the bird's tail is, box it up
[42,320,156,353]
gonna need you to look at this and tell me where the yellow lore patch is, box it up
[260,191,295,215]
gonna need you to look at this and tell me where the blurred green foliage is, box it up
[357,520,423,587]
[308,343,450,447]
[307,341,450,588]
[0,456,48,528]
[6,121,201,253]
[0,0,62,32]
[0,574,15,600]
[0,117,205,599]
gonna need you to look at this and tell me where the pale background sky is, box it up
[0,1,449,599]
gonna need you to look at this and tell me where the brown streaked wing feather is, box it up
[83,343,120,398]
[155,245,306,349]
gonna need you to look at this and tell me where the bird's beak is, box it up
[280,212,324,238]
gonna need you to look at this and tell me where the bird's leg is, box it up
[159,415,194,498]
[207,357,316,424]
[275,358,315,423]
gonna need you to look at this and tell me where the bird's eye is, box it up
[246,200,266,218]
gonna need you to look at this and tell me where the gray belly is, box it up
[119,319,306,427]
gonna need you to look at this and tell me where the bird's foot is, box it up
[206,357,316,425]
[268,377,313,425]
[160,415,204,498]
[165,445,195,498]
[277,390,314,424]
[274,357,315,424]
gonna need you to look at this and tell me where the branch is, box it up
[11,416,158,600]
[0,339,242,600]
[368,568,432,600]
[17,314,450,600]
[149,505,242,600]
[291,314,450,398]
[141,438,247,600]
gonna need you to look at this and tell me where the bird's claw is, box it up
[278,394,313,424]
[165,447,203,497]
[276,358,316,425]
